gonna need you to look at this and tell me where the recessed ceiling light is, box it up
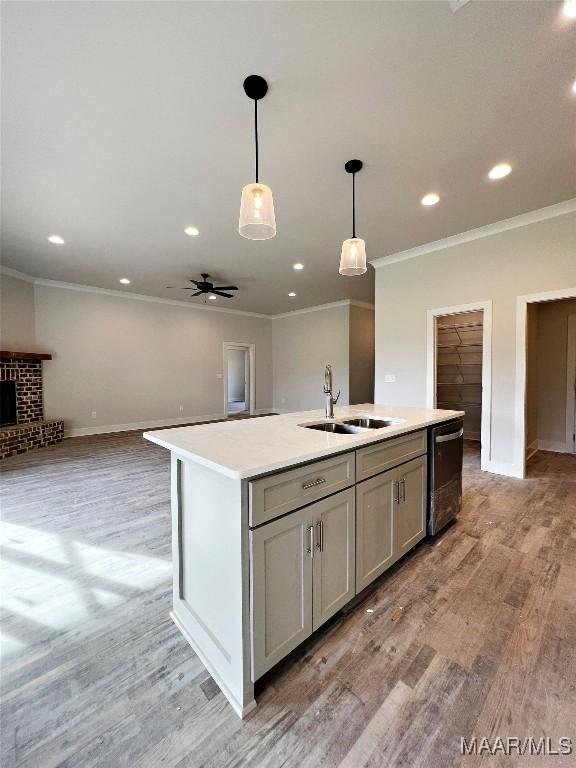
[421,193,440,206]
[563,0,576,18]
[119,278,131,285]
[293,263,304,270]
[572,79,576,95]
[47,234,65,245]
[288,292,296,297]
[208,294,217,300]
[488,163,512,180]
[184,226,199,237]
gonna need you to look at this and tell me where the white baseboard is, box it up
[525,440,539,462]
[537,439,572,454]
[65,408,277,437]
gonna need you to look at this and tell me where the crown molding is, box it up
[1,267,270,318]
[0,266,36,283]
[370,198,576,269]
[1,266,375,319]
[272,299,373,320]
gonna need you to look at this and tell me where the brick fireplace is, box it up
[0,351,64,460]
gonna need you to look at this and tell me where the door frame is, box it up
[514,287,576,478]
[223,342,255,416]
[426,300,493,472]
[565,313,576,454]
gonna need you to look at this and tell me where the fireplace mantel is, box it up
[0,350,52,361]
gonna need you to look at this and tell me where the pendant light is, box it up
[339,159,367,276]
[239,75,276,240]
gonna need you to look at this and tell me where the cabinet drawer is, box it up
[356,429,427,482]
[249,452,355,527]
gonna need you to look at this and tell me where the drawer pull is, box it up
[302,477,327,490]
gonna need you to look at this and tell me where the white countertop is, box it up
[144,404,464,480]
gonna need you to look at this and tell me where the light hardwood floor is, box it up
[1,435,575,767]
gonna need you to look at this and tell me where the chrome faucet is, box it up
[324,364,341,419]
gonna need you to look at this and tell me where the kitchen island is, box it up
[144,404,463,717]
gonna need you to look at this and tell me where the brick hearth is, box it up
[0,352,64,459]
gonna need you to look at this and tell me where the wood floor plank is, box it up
[1,436,574,767]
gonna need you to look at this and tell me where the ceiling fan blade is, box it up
[179,287,195,289]
[211,290,234,298]
[190,290,204,297]
[189,279,202,285]
[213,286,238,291]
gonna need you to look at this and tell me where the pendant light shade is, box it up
[239,75,276,240]
[239,182,276,240]
[339,237,367,276]
[339,159,367,276]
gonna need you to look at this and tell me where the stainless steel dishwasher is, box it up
[427,418,464,535]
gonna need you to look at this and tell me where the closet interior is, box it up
[435,310,484,441]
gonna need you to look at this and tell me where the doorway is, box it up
[427,301,492,471]
[524,299,576,462]
[515,288,576,478]
[223,343,255,417]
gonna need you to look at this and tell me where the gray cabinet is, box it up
[249,452,355,527]
[355,454,427,593]
[250,506,313,680]
[395,455,427,558]
[250,431,428,679]
[355,468,396,592]
[250,488,355,679]
[312,489,355,631]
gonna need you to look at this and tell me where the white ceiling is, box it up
[2,1,575,315]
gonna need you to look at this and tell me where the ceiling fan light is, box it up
[339,238,367,276]
[239,183,276,240]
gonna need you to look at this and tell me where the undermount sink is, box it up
[300,416,406,434]
[301,422,368,434]
[341,417,406,429]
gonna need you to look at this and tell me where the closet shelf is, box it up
[437,382,482,387]
[437,342,483,349]
[438,400,481,408]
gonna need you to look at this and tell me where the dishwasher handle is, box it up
[435,428,464,443]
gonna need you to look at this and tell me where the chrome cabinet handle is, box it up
[306,525,315,557]
[302,477,327,490]
[316,520,324,552]
[400,478,406,503]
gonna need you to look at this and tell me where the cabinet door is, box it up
[395,455,427,558]
[312,489,355,631]
[250,507,313,680]
[355,468,397,593]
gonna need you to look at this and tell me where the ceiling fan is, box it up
[166,273,239,300]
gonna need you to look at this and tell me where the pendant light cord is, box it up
[352,172,356,238]
[254,99,259,183]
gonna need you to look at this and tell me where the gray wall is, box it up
[2,273,376,432]
[374,211,576,467]
[0,274,36,350]
[272,304,350,412]
[349,304,375,405]
[33,284,273,434]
